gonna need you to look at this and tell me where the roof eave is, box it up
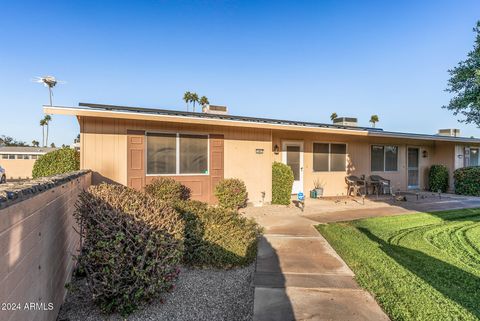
[44,105,480,144]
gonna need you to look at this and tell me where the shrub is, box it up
[174,200,260,268]
[214,178,248,210]
[74,184,184,315]
[454,166,480,196]
[272,162,294,205]
[145,178,191,203]
[428,165,449,193]
[32,148,79,178]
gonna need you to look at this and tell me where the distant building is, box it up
[0,146,56,180]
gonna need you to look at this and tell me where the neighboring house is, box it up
[44,103,480,205]
[0,147,56,180]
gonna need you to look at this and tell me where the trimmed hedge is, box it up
[74,184,184,316]
[272,162,294,205]
[174,200,260,268]
[428,165,449,193]
[214,178,248,210]
[32,148,79,178]
[145,178,191,202]
[454,166,480,196]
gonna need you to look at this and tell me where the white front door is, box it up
[282,141,304,194]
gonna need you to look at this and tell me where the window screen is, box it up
[147,133,177,174]
[330,144,347,171]
[371,145,384,171]
[286,145,301,180]
[471,148,479,166]
[179,134,208,174]
[313,143,346,172]
[371,145,398,172]
[313,143,329,171]
[385,146,398,171]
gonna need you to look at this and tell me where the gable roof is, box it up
[43,102,480,144]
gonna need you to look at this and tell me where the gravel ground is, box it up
[58,264,255,321]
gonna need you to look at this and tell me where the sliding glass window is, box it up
[371,145,398,172]
[147,132,209,175]
[313,143,347,172]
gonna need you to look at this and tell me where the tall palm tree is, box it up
[330,112,338,122]
[31,140,39,147]
[40,119,46,146]
[183,91,192,111]
[370,115,379,128]
[43,115,52,146]
[190,93,199,112]
[199,96,209,110]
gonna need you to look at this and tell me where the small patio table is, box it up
[364,180,381,197]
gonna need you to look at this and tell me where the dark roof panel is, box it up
[75,102,480,143]
[78,102,381,132]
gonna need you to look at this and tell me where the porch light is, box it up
[274,144,280,155]
[422,150,428,158]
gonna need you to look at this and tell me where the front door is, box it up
[282,141,304,194]
[407,147,420,189]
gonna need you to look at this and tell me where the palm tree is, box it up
[199,96,209,111]
[31,140,39,147]
[190,93,199,112]
[43,115,52,146]
[40,119,46,146]
[330,112,338,123]
[370,115,379,128]
[183,91,192,111]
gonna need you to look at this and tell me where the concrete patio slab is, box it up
[256,236,354,275]
[304,206,410,223]
[244,206,320,237]
[253,287,389,321]
[254,272,360,289]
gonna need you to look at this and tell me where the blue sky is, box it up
[0,0,479,146]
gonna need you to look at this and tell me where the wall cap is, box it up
[0,170,91,209]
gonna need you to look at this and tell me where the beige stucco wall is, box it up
[272,130,452,196]
[0,159,37,180]
[80,117,272,205]
[80,116,478,202]
[0,171,91,321]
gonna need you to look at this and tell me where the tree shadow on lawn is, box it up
[358,227,480,318]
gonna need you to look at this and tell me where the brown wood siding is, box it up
[145,175,211,202]
[126,131,224,203]
[127,130,145,190]
[209,134,224,203]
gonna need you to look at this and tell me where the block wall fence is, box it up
[0,171,91,321]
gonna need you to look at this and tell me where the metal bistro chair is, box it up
[345,175,366,197]
[369,175,391,195]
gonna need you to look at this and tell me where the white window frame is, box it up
[312,142,348,172]
[145,131,210,176]
[370,145,399,173]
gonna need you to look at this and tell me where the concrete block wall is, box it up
[0,171,91,321]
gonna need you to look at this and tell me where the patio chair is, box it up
[345,175,366,196]
[369,175,391,195]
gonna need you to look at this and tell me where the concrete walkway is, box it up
[247,208,389,321]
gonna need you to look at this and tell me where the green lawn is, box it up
[316,208,480,321]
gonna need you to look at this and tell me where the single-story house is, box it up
[0,146,57,180]
[44,103,480,205]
